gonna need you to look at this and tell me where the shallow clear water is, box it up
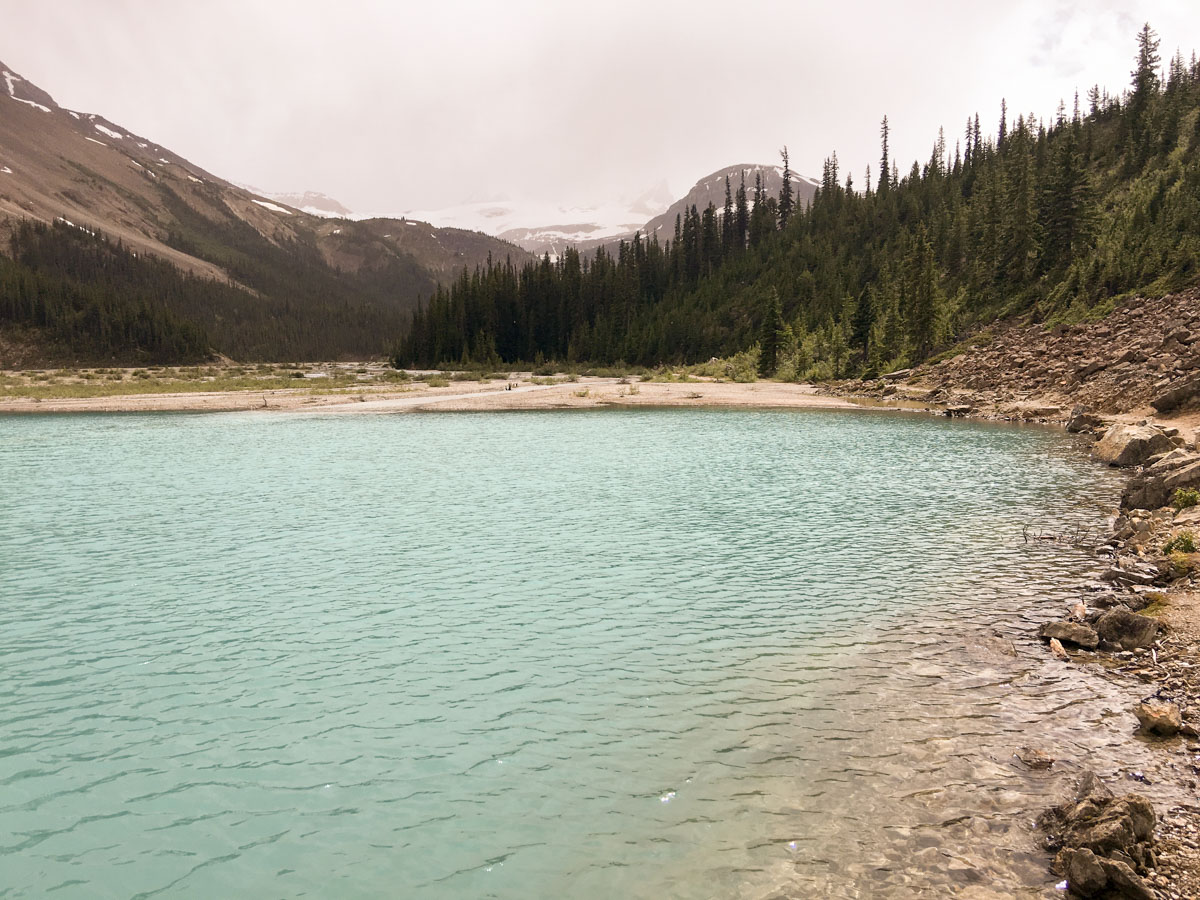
[0,408,1168,898]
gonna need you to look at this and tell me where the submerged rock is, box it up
[1014,746,1055,769]
[1039,621,1100,650]
[1093,424,1173,467]
[1095,609,1161,651]
[1133,700,1182,736]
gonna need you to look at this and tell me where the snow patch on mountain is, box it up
[2,67,52,112]
[252,199,293,215]
[385,196,662,249]
[94,123,123,140]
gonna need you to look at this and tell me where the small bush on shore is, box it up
[425,376,450,387]
[1167,550,1197,578]
[1172,488,1200,510]
[1163,531,1197,554]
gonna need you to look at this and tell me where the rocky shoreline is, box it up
[1029,417,1200,899]
[825,291,1200,898]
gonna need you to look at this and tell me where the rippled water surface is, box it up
[1,409,1169,898]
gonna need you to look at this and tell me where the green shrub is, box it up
[724,346,760,383]
[1163,531,1197,554]
[1172,488,1200,510]
[425,376,450,388]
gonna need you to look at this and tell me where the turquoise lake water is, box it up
[0,408,1167,898]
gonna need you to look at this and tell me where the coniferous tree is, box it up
[758,287,784,377]
[734,172,750,254]
[722,175,734,253]
[779,146,795,229]
[907,226,943,361]
[1127,22,1162,167]
[878,116,891,194]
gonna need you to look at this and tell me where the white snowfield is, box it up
[381,197,660,242]
[93,123,124,140]
[252,199,293,215]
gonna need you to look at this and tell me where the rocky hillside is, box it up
[839,287,1200,419]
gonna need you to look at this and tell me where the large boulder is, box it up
[1150,374,1200,413]
[1093,424,1173,467]
[1041,773,1157,900]
[1039,621,1100,650]
[1133,700,1182,736]
[1095,609,1160,651]
[1123,452,1200,509]
[1040,773,1155,850]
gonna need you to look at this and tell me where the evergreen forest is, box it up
[394,26,1200,378]
[0,213,417,363]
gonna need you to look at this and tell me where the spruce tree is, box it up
[778,146,795,229]
[734,172,749,254]
[758,287,784,377]
[722,175,734,254]
[879,115,891,193]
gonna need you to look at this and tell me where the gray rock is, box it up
[1098,856,1155,900]
[1096,609,1161,651]
[1067,406,1106,434]
[1100,566,1158,586]
[1093,424,1173,467]
[1174,506,1200,526]
[1144,448,1196,473]
[1133,700,1182,736]
[1039,620,1100,650]
[1151,375,1200,413]
[1057,847,1108,895]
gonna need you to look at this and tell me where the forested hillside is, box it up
[0,57,532,364]
[0,221,412,362]
[395,27,1200,376]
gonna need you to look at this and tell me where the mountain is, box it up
[400,169,816,260]
[0,61,530,363]
[399,186,673,259]
[634,164,819,246]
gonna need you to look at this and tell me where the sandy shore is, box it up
[0,377,860,415]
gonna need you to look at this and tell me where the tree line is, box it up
[394,26,1200,378]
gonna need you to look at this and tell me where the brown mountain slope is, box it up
[0,60,529,293]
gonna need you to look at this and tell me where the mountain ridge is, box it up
[0,59,532,362]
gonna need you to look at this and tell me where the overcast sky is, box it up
[3,0,1199,216]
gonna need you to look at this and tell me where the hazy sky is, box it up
[3,1,1199,216]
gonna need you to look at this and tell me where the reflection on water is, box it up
[0,409,1171,898]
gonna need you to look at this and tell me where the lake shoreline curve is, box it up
[824,290,1200,898]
